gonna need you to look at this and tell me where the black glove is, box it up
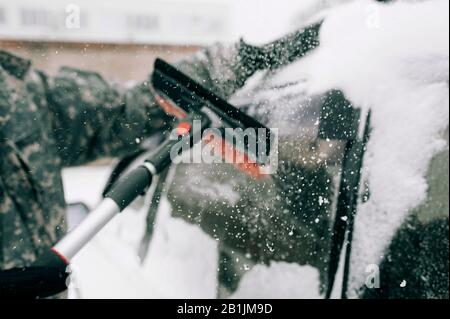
[0,249,68,298]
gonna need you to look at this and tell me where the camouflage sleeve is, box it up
[175,22,323,100]
[39,42,257,167]
[41,67,172,166]
[175,41,262,100]
[38,22,322,167]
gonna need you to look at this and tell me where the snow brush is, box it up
[0,59,274,298]
[151,58,274,178]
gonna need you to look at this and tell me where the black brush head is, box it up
[152,58,272,164]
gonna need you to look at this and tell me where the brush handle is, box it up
[53,166,153,262]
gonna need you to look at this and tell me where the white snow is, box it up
[231,263,322,299]
[400,280,407,288]
[62,166,112,209]
[273,0,449,297]
[231,0,353,44]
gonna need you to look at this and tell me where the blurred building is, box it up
[0,0,232,45]
[0,0,232,80]
[0,0,315,80]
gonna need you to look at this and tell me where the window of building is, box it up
[20,8,55,28]
[0,7,6,25]
[126,14,159,31]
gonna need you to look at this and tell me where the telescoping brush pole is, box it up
[52,165,153,262]
[52,112,207,263]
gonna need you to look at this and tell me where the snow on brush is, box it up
[274,0,449,297]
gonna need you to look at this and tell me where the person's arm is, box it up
[175,42,255,100]
[38,42,259,167]
[38,66,171,166]
[40,22,321,167]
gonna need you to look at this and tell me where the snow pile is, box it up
[232,263,322,299]
[274,0,449,297]
[140,198,218,299]
[231,0,318,44]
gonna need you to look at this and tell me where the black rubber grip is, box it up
[105,166,153,211]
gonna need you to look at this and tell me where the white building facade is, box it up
[0,0,233,45]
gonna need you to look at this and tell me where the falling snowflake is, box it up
[318,196,329,206]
